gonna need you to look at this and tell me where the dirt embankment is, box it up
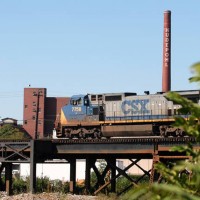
[0,192,98,200]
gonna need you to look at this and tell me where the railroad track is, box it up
[0,137,197,144]
[52,136,197,144]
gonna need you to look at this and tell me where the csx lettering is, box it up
[121,99,150,115]
[72,107,82,112]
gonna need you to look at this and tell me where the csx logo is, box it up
[121,99,150,115]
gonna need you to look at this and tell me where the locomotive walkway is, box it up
[0,137,198,195]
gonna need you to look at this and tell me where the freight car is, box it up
[55,91,199,139]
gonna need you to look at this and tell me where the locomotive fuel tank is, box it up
[101,124,153,137]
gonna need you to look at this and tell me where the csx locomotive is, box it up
[55,91,199,139]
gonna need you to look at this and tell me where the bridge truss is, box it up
[0,137,197,195]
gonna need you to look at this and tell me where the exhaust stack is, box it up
[162,10,171,92]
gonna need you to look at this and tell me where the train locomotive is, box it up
[55,91,200,139]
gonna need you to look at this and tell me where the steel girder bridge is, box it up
[0,137,198,195]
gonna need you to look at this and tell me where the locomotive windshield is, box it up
[70,95,89,106]
[70,98,82,105]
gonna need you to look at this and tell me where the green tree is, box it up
[0,124,31,139]
[122,62,200,200]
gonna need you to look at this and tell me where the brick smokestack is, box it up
[162,10,171,92]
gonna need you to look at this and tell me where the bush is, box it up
[13,177,28,194]
[36,176,50,193]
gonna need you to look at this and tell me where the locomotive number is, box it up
[72,107,82,112]
[121,99,150,115]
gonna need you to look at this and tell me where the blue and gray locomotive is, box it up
[55,91,198,139]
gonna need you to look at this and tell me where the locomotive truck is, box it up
[54,91,200,139]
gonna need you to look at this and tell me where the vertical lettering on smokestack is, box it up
[162,10,171,92]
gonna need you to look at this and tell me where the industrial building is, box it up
[23,88,69,139]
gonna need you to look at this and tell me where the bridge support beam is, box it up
[150,155,191,183]
[85,157,96,194]
[70,158,76,193]
[0,163,5,191]
[94,158,151,195]
[109,158,116,193]
[5,163,12,196]
[30,140,37,194]
[91,159,104,190]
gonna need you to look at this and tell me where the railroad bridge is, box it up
[0,137,198,195]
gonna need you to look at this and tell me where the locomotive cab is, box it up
[58,94,103,138]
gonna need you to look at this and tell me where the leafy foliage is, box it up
[36,176,50,193]
[13,177,27,194]
[122,62,200,200]
[11,176,70,194]
[189,62,200,83]
[0,124,31,139]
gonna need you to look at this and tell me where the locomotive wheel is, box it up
[79,132,83,138]
[82,132,86,139]
[65,132,69,138]
[96,131,102,139]
[93,128,101,139]
[68,133,72,139]
[176,128,183,137]
[160,126,167,137]
[94,132,98,139]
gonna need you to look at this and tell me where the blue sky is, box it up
[0,1,200,122]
